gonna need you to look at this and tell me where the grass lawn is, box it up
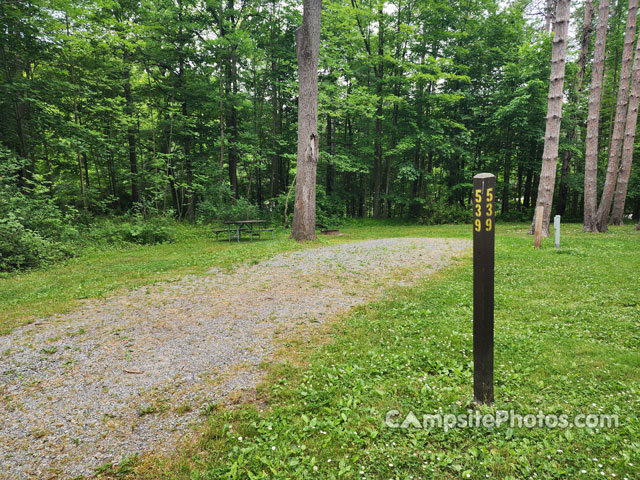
[0,221,466,335]
[111,222,637,480]
[2,221,638,479]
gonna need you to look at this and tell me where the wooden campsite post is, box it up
[554,215,561,249]
[472,173,495,405]
[534,206,544,249]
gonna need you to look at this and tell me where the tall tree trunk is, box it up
[373,5,384,218]
[0,40,32,189]
[544,0,553,33]
[270,84,280,197]
[611,27,640,224]
[583,0,610,232]
[177,1,194,220]
[223,0,238,201]
[530,0,571,236]
[502,131,511,214]
[270,1,281,198]
[523,165,533,209]
[66,15,87,210]
[577,0,595,88]
[411,57,425,218]
[383,5,405,218]
[516,163,523,211]
[596,0,638,231]
[228,52,239,201]
[557,0,594,216]
[326,113,334,196]
[219,63,225,194]
[123,53,140,205]
[291,0,321,241]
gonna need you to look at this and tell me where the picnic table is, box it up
[215,220,274,242]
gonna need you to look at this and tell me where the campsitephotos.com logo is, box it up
[385,409,619,432]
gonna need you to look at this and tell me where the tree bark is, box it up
[270,1,281,198]
[66,14,87,210]
[611,23,640,225]
[502,128,512,214]
[530,0,571,236]
[123,53,140,205]
[596,0,638,231]
[291,0,321,242]
[383,5,405,218]
[178,0,194,220]
[373,5,384,218]
[326,113,334,196]
[583,0,611,231]
[557,0,593,216]
[544,0,553,33]
[225,0,239,201]
[577,0,595,89]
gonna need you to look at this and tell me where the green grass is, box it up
[0,221,466,334]
[3,221,638,479]
[115,222,638,480]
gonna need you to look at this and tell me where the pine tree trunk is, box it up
[577,0,595,89]
[611,23,640,225]
[544,0,553,33]
[530,0,571,236]
[596,0,638,231]
[583,0,611,231]
[291,0,321,242]
[557,0,594,216]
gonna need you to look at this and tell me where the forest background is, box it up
[2,0,639,272]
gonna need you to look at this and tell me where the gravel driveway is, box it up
[0,237,469,479]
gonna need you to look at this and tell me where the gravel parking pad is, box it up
[0,237,469,479]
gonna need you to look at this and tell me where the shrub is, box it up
[419,202,472,225]
[0,215,71,272]
[122,217,175,244]
[0,167,77,272]
[197,197,260,223]
[86,216,176,246]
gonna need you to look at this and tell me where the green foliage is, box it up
[2,0,603,232]
[0,151,76,272]
[0,215,69,272]
[86,217,176,246]
[418,201,472,225]
[197,197,261,223]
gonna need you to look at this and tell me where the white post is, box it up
[554,215,560,249]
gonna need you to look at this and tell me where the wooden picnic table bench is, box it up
[217,220,274,242]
